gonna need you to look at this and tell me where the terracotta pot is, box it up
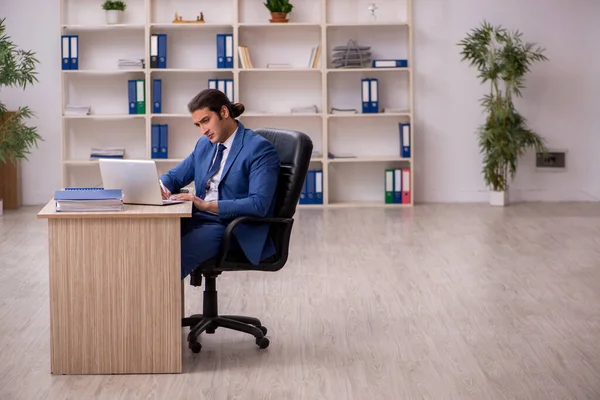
[270,12,289,23]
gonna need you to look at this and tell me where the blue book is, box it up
[399,122,411,157]
[152,79,162,114]
[157,34,167,68]
[159,124,168,159]
[128,80,137,114]
[61,35,70,70]
[372,59,408,68]
[54,188,123,200]
[369,78,379,113]
[225,34,233,68]
[216,34,226,68]
[69,35,79,70]
[361,78,371,113]
[151,124,160,158]
[306,170,316,204]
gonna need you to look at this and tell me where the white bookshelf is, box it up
[59,0,413,207]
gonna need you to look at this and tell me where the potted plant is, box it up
[458,21,549,206]
[0,18,42,215]
[263,0,293,23]
[101,0,127,25]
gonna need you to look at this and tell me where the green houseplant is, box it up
[264,0,293,23]
[0,18,42,213]
[101,0,127,24]
[458,21,549,206]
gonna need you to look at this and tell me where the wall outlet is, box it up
[536,150,566,170]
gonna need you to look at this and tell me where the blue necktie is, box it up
[202,144,226,194]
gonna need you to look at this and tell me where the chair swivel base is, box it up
[181,274,270,353]
[182,314,269,353]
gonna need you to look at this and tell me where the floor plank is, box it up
[1,203,600,399]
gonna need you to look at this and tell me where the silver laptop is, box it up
[99,159,183,206]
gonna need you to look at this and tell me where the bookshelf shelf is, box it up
[62,24,146,31]
[63,114,146,120]
[328,156,411,163]
[59,0,414,206]
[62,69,146,74]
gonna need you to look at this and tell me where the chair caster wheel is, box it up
[189,341,202,353]
[258,326,268,336]
[256,337,270,349]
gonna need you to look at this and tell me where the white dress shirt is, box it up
[203,126,238,203]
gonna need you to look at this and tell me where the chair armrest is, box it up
[217,216,293,265]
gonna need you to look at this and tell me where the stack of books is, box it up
[54,188,124,212]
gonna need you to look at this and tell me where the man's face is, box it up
[192,106,226,144]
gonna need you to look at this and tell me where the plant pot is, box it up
[106,10,122,24]
[269,12,289,23]
[489,190,508,207]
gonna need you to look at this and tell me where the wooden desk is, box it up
[37,200,192,374]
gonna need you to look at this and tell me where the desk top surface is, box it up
[37,199,193,219]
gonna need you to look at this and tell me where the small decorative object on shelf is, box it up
[101,0,127,25]
[263,0,293,23]
[332,40,371,68]
[173,12,205,24]
[367,2,378,22]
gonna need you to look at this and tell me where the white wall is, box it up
[3,0,62,205]
[4,0,600,205]
[413,0,600,202]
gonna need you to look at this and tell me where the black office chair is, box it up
[181,128,313,353]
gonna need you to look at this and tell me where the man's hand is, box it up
[159,180,171,200]
[171,192,219,215]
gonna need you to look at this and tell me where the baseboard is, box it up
[419,188,600,203]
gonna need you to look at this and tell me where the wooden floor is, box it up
[1,203,600,399]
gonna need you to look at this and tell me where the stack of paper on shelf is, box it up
[64,104,91,115]
[118,58,145,69]
[291,105,319,114]
[90,147,125,159]
[330,107,357,114]
[54,188,124,212]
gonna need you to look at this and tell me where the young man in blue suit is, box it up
[159,89,281,279]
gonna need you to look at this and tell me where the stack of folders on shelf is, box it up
[361,78,379,113]
[90,147,125,159]
[54,188,124,212]
[208,79,234,102]
[150,34,167,68]
[299,169,323,205]
[128,79,146,114]
[216,34,234,68]
[119,58,145,69]
[61,35,78,70]
[385,168,411,204]
[238,46,253,68]
[151,124,169,159]
[372,59,408,68]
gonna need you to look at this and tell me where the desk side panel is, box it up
[48,217,181,374]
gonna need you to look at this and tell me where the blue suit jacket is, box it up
[160,121,280,264]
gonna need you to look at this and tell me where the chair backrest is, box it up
[255,128,313,218]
